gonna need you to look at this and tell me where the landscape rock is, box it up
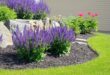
[76,42,87,45]
[76,38,87,42]
[0,22,13,48]
[6,19,45,32]
[29,20,44,30]
[5,20,31,32]
[52,21,60,28]
[44,17,51,29]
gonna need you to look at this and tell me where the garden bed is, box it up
[0,34,97,69]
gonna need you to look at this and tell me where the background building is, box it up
[44,0,110,32]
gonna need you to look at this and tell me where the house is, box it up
[44,0,110,32]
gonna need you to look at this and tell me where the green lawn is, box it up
[0,33,110,75]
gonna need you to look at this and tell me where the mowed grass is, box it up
[0,33,110,75]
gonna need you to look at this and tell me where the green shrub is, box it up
[17,10,33,19]
[78,12,98,34]
[12,27,50,62]
[17,45,47,62]
[0,6,17,21]
[83,17,98,33]
[63,16,81,34]
[49,39,72,56]
[79,17,98,34]
[63,12,98,34]
[33,11,47,20]
[48,27,75,57]
[77,17,87,34]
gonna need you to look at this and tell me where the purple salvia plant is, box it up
[0,0,49,14]
[48,26,75,56]
[12,26,51,49]
[0,0,49,19]
[12,26,75,48]
[12,26,75,61]
[12,26,51,62]
[49,26,75,43]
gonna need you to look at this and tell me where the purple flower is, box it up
[0,0,49,14]
[49,26,75,43]
[12,26,75,49]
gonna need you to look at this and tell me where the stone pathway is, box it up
[73,38,87,45]
[0,22,13,48]
[76,38,87,42]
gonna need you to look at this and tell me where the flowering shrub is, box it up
[12,26,75,61]
[78,12,98,34]
[1,0,49,19]
[33,0,49,20]
[63,12,98,34]
[0,6,17,21]
[48,26,75,56]
[78,13,84,17]
[12,26,51,62]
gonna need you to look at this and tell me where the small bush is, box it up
[78,12,98,34]
[63,12,98,34]
[48,26,75,56]
[12,26,51,62]
[63,16,81,34]
[33,11,47,20]
[0,6,17,21]
[16,10,33,19]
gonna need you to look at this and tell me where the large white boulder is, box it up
[29,20,44,30]
[0,22,13,48]
[6,19,45,32]
[6,20,31,32]
[52,21,61,28]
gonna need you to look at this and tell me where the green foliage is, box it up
[33,11,47,20]
[12,27,51,62]
[17,45,46,62]
[0,6,17,21]
[49,39,71,57]
[63,16,81,34]
[79,16,98,34]
[63,16,98,34]
[17,10,33,19]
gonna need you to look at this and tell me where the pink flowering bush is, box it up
[78,13,84,17]
[78,12,98,34]
[63,12,98,34]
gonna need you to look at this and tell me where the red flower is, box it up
[78,13,84,17]
[95,13,98,16]
[88,12,92,15]
[91,14,95,17]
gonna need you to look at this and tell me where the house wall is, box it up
[44,0,110,32]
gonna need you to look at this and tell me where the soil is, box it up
[0,44,98,69]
